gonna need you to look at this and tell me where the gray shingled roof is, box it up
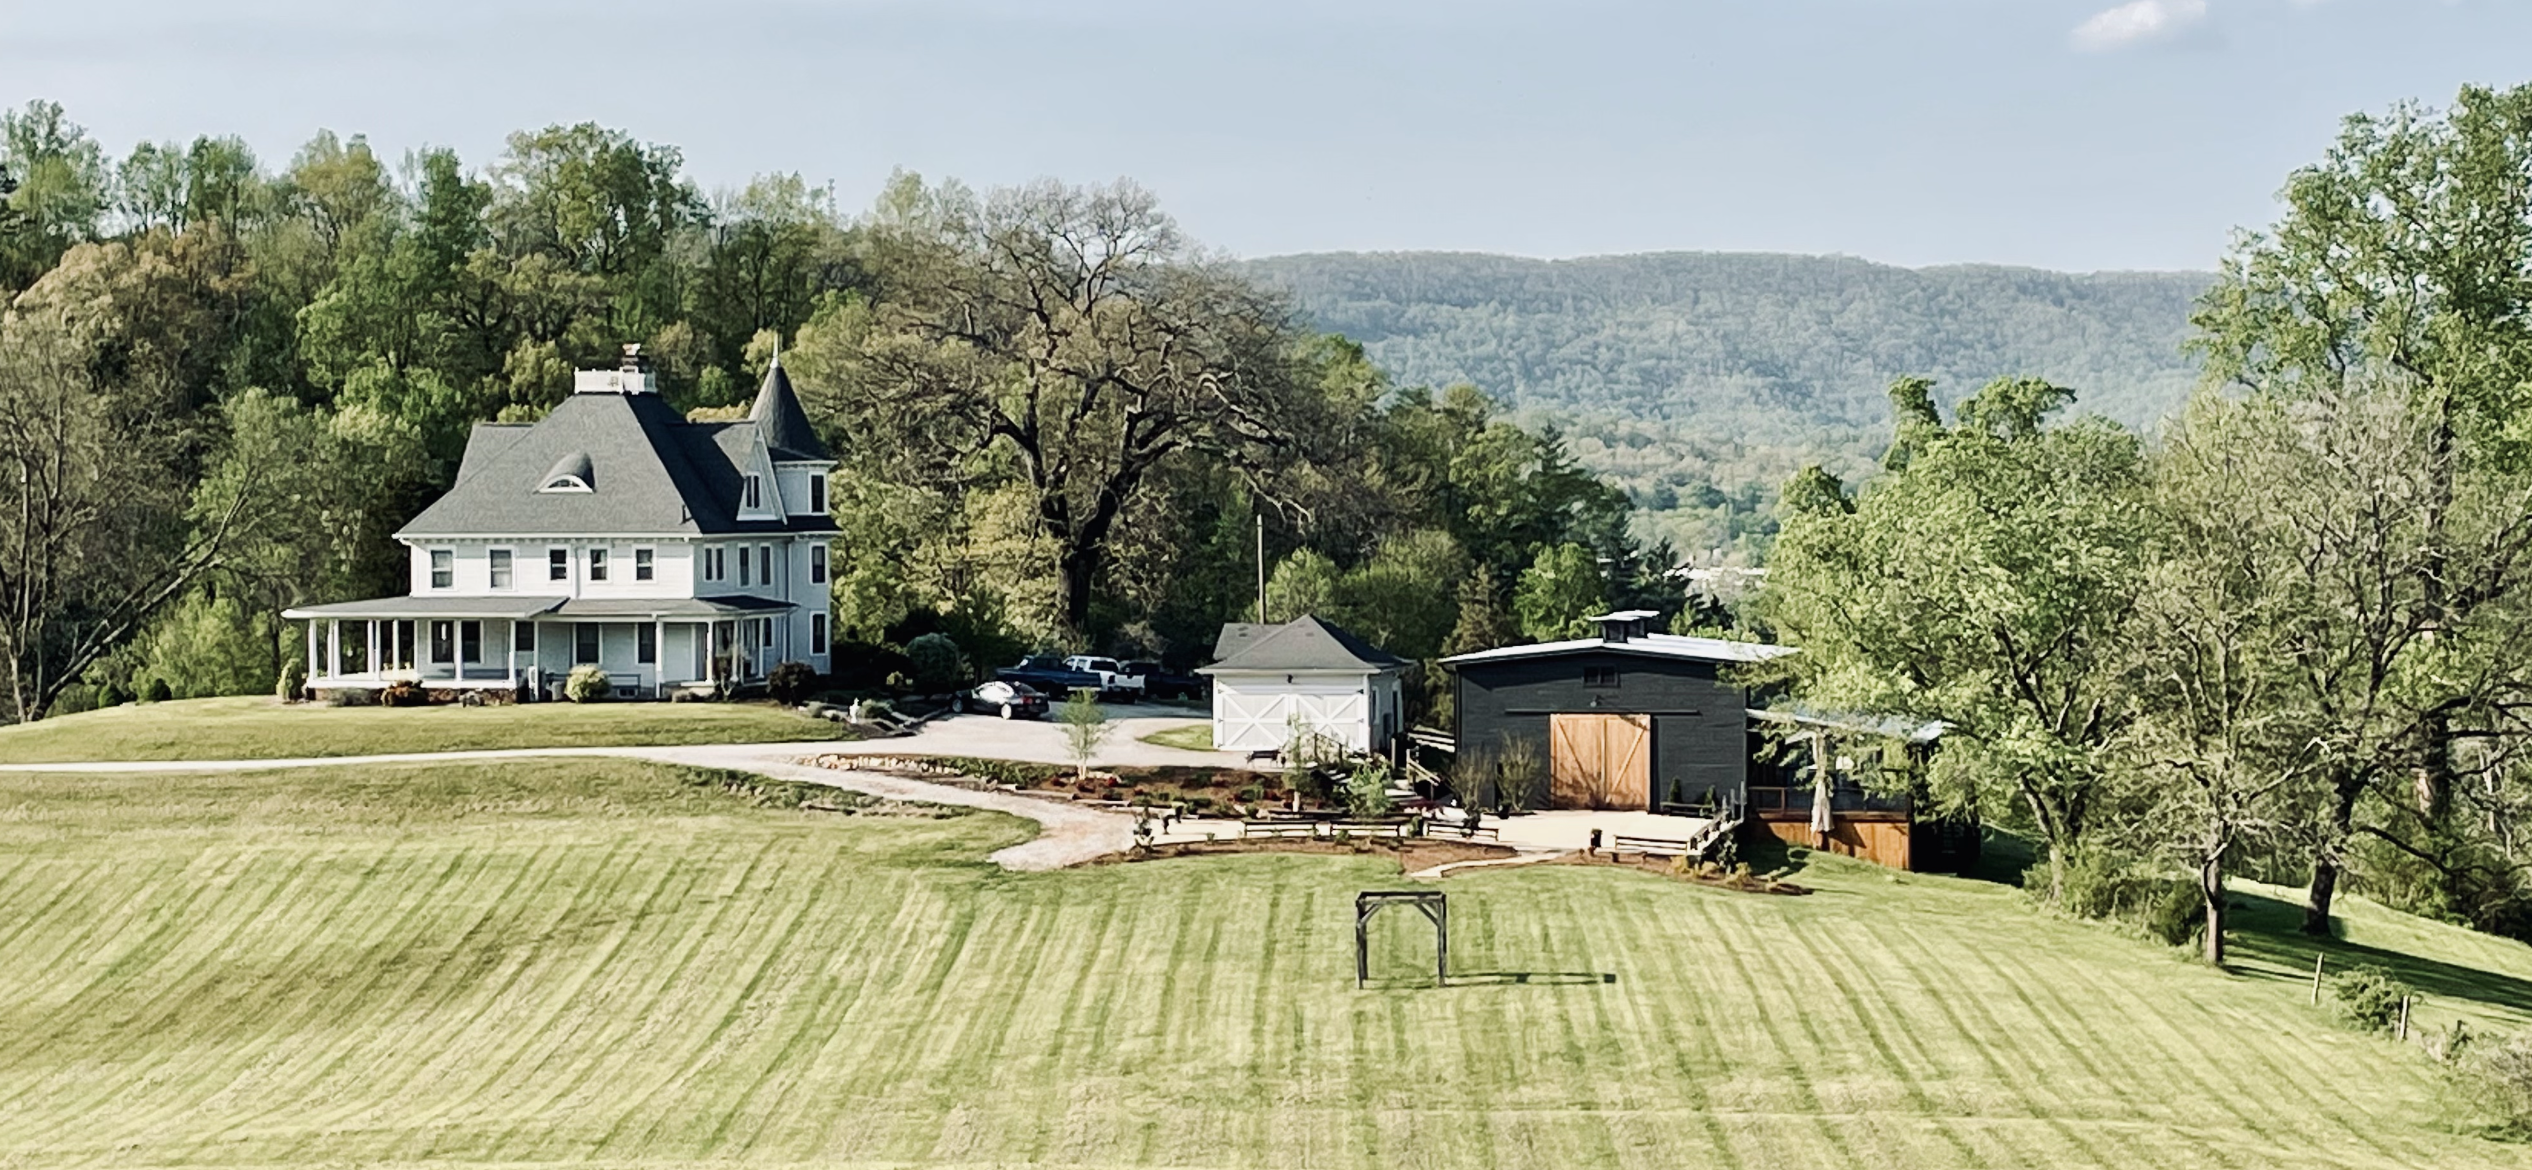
[1212,622,1274,662]
[397,391,836,539]
[750,358,832,463]
[1199,615,1409,674]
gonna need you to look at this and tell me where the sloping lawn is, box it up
[0,695,847,763]
[0,757,2526,1168]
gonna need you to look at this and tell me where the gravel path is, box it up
[0,739,1135,872]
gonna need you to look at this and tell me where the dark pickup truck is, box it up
[995,655,1105,697]
[1124,660,1208,701]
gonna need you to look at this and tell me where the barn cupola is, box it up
[572,343,659,396]
[1588,610,1660,644]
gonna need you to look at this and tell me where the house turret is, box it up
[748,352,831,462]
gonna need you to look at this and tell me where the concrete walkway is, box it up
[0,740,1133,873]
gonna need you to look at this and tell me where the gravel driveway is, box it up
[825,707,1257,771]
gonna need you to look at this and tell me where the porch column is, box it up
[328,620,342,680]
[507,620,519,687]
[654,618,666,692]
[366,621,380,680]
[304,621,318,690]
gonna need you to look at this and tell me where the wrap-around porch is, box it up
[282,595,797,699]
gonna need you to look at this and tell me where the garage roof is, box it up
[1200,615,1408,674]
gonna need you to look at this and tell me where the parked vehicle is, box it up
[1062,655,1146,699]
[1124,660,1207,700]
[964,680,1051,719]
[994,654,1105,697]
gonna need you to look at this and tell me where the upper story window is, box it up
[810,545,827,584]
[488,549,513,590]
[742,474,762,510]
[548,547,568,581]
[760,544,774,582]
[589,548,609,582]
[809,474,827,513]
[634,548,655,581]
[1583,665,1620,689]
[703,546,723,581]
[429,549,454,590]
[738,546,751,587]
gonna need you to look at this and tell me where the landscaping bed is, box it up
[810,753,1335,817]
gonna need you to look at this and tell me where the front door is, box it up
[1549,713,1652,810]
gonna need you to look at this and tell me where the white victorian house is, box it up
[285,350,836,699]
[1200,616,1409,754]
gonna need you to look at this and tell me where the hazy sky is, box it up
[2,0,2525,271]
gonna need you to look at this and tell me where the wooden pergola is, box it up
[1355,890,1447,988]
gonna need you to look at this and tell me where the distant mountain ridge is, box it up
[1242,250,2215,552]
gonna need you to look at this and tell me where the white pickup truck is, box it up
[1062,656,1146,700]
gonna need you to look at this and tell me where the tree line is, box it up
[0,105,1643,723]
[1761,84,2532,957]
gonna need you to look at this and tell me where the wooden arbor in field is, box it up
[1356,890,1447,988]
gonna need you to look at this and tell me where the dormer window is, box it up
[742,474,762,510]
[809,474,827,513]
[540,452,595,494]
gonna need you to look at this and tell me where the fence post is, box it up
[2398,995,2411,1042]
[2310,952,2325,1006]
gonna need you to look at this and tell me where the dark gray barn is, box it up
[1441,611,1795,812]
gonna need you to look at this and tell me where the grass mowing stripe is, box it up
[415,829,674,1157]
[481,829,737,1157]
[1985,921,2361,1161]
[78,837,417,1148]
[188,843,489,1153]
[1797,912,1986,1169]
[349,838,580,1160]
[581,839,764,1158]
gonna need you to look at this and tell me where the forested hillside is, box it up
[1245,252,2213,553]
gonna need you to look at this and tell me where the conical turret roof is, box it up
[749,354,831,462]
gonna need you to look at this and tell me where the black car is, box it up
[1124,660,1208,700]
[964,680,1051,719]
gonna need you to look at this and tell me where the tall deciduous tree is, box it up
[1762,377,2150,899]
[1512,542,1604,642]
[0,234,274,720]
[802,176,1330,640]
[2193,82,2532,933]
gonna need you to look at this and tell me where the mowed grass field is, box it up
[0,695,845,763]
[2,759,2529,1169]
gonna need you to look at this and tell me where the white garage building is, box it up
[1201,616,1410,755]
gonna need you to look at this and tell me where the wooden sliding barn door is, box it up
[1549,713,1652,810]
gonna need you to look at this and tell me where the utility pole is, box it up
[1255,512,1267,624]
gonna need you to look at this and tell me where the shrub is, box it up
[1344,758,1398,819]
[98,681,133,708]
[905,633,965,693]
[1237,783,1264,804]
[565,665,613,703]
[140,677,173,704]
[2053,845,2204,947]
[2331,965,2415,1033]
[767,661,819,704]
[379,681,429,707]
[2454,1032,2532,1135]
[48,684,97,716]
[276,658,307,701]
[1495,733,1546,813]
